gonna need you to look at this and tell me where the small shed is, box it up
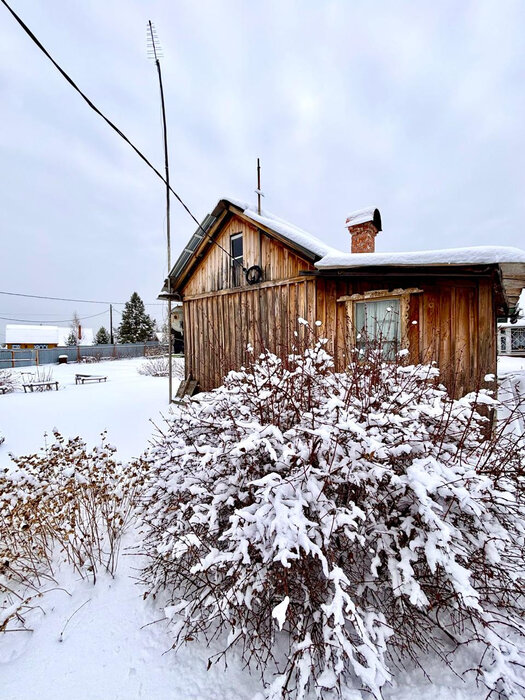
[162,198,525,397]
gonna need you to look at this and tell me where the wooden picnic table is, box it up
[75,374,108,385]
[23,381,59,393]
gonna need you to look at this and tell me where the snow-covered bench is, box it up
[23,381,59,393]
[75,374,107,385]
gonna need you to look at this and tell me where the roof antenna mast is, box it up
[256,157,263,215]
[147,20,173,403]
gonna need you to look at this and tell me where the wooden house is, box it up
[162,198,525,397]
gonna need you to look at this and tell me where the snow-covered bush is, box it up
[1,432,145,632]
[138,356,184,379]
[0,369,19,393]
[139,337,525,699]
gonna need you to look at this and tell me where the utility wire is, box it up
[0,310,109,324]
[0,0,245,272]
[0,290,163,306]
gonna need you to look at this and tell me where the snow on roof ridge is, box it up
[316,245,525,269]
[345,206,378,226]
[223,196,339,259]
[5,324,94,346]
[221,199,525,269]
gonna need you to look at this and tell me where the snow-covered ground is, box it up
[0,356,521,699]
[498,354,525,376]
[498,355,525,434]
[0,554,262,700]
[0,357,172,461]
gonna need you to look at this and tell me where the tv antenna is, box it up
[255,157,264,215]
[148,20,174,403]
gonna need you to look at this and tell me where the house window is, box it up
[355,298,401,358]
[230,233,243,287]
[338,288,422,359]
[511,328,525,352]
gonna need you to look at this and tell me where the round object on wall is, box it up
[245,265,263,285]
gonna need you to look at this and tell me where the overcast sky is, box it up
[1,0,524,342]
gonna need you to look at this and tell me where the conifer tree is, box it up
[65,330,77,346]
[94,326,111,345]
[117,292,155,343]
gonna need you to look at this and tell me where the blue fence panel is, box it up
[0,349,35,369]
[0,342,162,369]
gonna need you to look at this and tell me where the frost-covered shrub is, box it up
[0,432,145,632]
[139,341,525,699]
[0,369,19,393]
[138,356,184,379]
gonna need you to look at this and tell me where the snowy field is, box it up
[0,357,173,462]
[0,356,523,700]
[0,357,264,700]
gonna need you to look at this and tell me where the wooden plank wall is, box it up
[184,277,320,391]
[184,217,315,297]
[184,274,496,396]
[315,276,496,397]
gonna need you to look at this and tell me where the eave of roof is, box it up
[163,198,525,311]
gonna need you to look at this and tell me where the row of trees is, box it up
[66,292,158,346]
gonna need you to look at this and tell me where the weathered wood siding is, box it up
[183,273,495,396]
[314,276,496,397]
[180,212,496,395]
[183,216,315,296]
[183,277,320,390]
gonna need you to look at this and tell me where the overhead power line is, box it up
[0,290,163,306]
[0,310,109,324]
[0,0,243,272]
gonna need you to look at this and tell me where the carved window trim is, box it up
[337,288,422,351]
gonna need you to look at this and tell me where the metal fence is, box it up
[0,342,162,369]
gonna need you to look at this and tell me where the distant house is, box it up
[161,198,525,397]
[498,320,525,356]
[5,324,94,349]
[498,289,525,356]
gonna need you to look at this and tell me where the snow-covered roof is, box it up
[345,206,380,227]
[6,324,94,346]
[168,198,525,311]
[315,246,525,269]
[498,318,525,328]
[225,197,335,258]
[6,325,60,344]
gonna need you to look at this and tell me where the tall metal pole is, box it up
[148,21,172,403]
[257,157,261,215]
[109,304,113,344]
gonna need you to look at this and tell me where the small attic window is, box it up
[231,233,243,287]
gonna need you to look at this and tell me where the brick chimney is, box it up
[346,207,382,253]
